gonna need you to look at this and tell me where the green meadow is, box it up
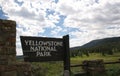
[29,52,120,76]
[71,53,120,75]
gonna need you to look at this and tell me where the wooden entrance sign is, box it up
[20,35,70,75]
[20,35,70,62]
[20,36,64,62]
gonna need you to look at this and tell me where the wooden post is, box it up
[63,35,70,76]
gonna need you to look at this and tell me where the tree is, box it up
[77,51,83,57]
[108,50,113,55]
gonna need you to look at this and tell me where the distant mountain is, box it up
[70,37,120,51]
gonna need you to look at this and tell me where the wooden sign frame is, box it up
[20,35,70,75]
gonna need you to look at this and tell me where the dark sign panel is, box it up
[20,36,64,62]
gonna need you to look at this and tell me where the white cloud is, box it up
[55,0,120,47]
[1,0,120,55]
[51,26,62,35]
[0,0,60,55]
[47,13,60,24]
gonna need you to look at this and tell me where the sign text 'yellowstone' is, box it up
[20,36,64,62]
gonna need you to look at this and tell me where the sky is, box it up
[0,0,120,55]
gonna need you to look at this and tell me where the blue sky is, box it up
[0,0,120,55]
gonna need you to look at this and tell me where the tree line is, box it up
[70,42,120,57]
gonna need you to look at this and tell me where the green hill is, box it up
[70,37,120,56]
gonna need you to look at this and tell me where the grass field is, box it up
[30,52,120,76]
[71,52,120,75]
[71,52,120,64]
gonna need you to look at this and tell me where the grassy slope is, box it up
[71,52,120,74]
[17,52,120,76]
[71,52,120,64]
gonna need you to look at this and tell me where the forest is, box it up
[70,37,120,57]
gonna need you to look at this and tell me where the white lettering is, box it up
[36,52,51,56]
[30,46,57,51]
[30,46,39,52]
[24,40,63,46]
[25,40,29,45]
